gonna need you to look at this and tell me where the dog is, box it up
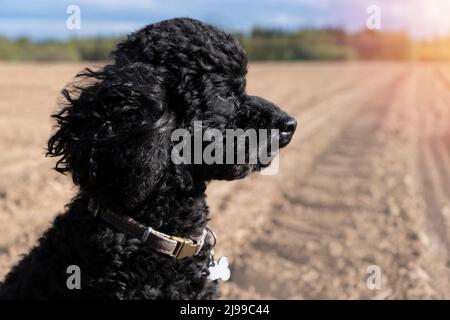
[0,18,296,299]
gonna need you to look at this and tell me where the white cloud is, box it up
[270,13,302,28]
[275,0,332,8]
[77,0,156,10]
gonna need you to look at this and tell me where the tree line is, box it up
[1,28,449,62]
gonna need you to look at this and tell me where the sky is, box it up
[0,0,450,40]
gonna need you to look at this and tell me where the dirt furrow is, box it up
[406,65,450,298]
[221,67,409,299]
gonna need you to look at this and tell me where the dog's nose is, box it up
[278,117,297,147]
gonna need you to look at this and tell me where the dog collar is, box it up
[92,204,208,259]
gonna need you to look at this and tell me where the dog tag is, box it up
[208,256,231,281]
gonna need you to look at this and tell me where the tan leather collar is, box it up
[91,203,208,259]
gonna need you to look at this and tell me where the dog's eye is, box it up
[212,94,240,114]
[218,94,239,106]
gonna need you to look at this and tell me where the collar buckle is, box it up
[171,236,198,259]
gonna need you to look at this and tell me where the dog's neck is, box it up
[84,171,209,239]
[135,185,208,238]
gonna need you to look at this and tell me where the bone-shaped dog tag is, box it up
[208,256,231,281]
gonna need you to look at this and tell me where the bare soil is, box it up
[1,62,449,299]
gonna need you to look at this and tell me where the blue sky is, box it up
[1,0,449,40]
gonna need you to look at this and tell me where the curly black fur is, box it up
[0,18,296,299]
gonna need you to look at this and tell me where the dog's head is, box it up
[48,18,296,209]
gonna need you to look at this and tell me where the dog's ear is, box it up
[47,63,174,209]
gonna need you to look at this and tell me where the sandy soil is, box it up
[0,62,449,299]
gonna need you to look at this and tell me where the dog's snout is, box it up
[282,117,297,134]
[278,116,297,147]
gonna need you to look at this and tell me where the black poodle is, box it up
[0,18,296,299]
